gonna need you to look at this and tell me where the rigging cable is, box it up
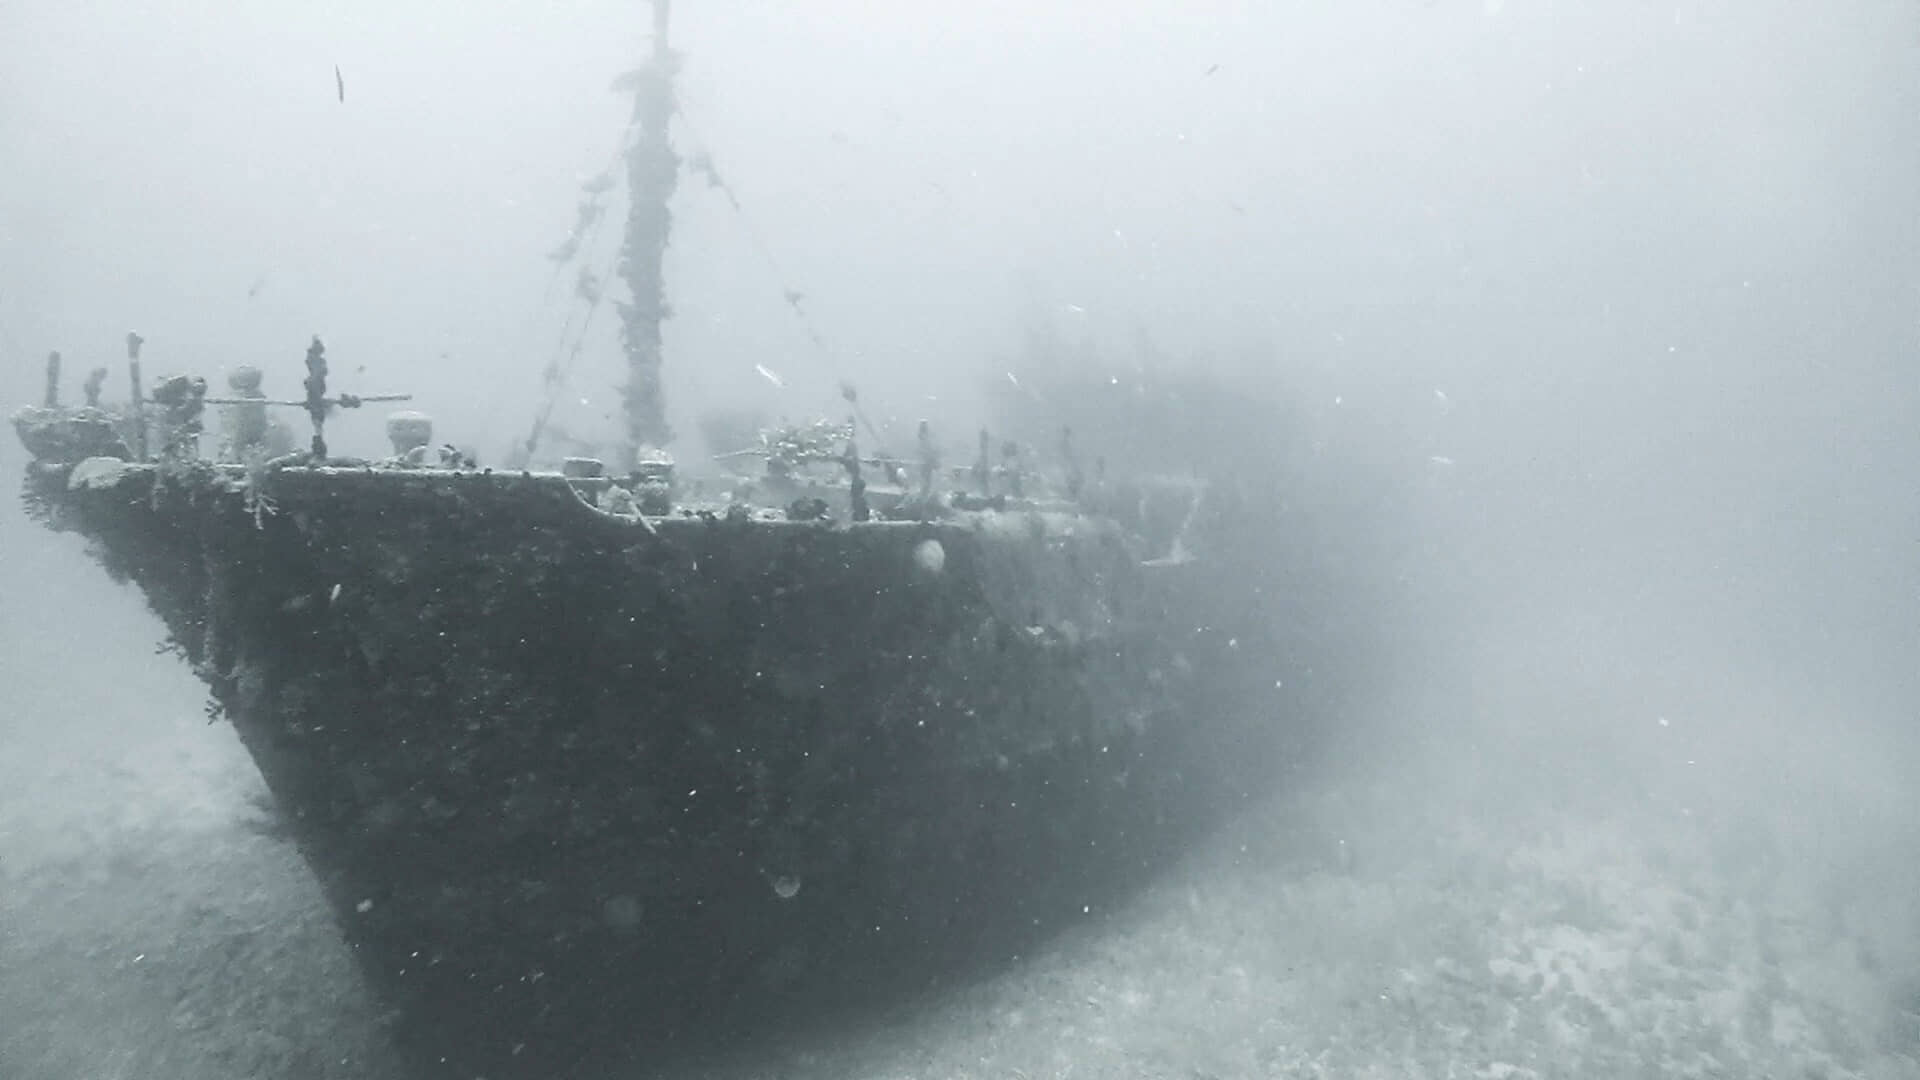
[673,108,841,376]
[538,136,631,309]
[517,199,631,465]
[674,106,896,456]
[506,131,635,465]
[536,137,630,363]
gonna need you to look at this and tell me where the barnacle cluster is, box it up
[760,419,854,472]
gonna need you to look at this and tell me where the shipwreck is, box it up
[11,4,1331,1078]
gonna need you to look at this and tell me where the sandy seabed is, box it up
[4,675,1916,1080]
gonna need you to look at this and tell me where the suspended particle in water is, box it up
[771,875,802,900]
[602,894,644,931]
[913,539,946,576]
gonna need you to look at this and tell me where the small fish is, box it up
[1142,537,1194,568]
[335,66,344,103]
[754,363,785,388]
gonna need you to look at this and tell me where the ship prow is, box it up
[16,406,1274,1078]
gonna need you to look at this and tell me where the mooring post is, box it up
[223,367,269,459]
[152,374,209,461]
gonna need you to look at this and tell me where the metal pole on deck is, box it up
[616,0,679,466]
[126,332,147,459]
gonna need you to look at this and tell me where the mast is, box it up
[618,0,679,463]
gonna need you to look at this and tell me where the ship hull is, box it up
[25,459,1274,1078]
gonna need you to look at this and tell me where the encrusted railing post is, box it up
[42,351,60,407]
[917,420,936,498]
[1061,425,1084,500]
[126,332,147,459]
[303,336,329,460]
[842,421,869,522]
[974,428,991,497]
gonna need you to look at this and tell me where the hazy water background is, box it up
[5,0,1920,1076]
